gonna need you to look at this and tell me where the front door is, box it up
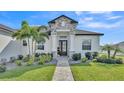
[58,40,67,56]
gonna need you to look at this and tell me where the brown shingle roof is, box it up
[75,29,104,35]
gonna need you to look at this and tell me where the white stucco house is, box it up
[0,15,104,62]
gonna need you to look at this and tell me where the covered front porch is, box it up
[51,30,75,59]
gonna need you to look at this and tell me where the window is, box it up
[37,42,44,50]
[61,21,65,27]
[23,40,27,46]
[82,40,91,50]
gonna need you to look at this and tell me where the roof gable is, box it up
[48,15,78,24]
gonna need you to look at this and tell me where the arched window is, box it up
[82,40,91,50]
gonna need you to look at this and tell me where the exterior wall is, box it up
[0,34,12,53]
[0,30,28,61]
[36,36,52,53]
[74,35,100,57]
[0,40,27,61]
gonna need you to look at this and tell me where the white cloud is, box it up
[83,17,93,21]
[89,11,112,14]
[86,21,121,29]
[75,11,83,15]
[79,17,94,24]
[107,16,122,20]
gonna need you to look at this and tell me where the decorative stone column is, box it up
[69,31,75,59]
[51,32,57,59]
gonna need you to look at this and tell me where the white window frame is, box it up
[82,39,92,50]
[36,42,45,50]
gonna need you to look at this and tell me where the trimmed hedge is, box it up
[85,52,99,60]
[96,58,123,64]
[85,52,92,60]
[72,53,81,61]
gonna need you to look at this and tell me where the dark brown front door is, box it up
[58,40,67,56]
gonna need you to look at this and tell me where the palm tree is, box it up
[102,44,114,58]
[30,26,38,55]
[12,21,31,57]
[112,45,123,58]
[12,30,22,40]
[30,26,49,55]
[21,21,31,56]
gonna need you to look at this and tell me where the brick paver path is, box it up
[52,56,74,81]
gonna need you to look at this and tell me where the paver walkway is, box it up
[52,56,74,81]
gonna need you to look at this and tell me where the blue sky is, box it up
[0,11,124,45]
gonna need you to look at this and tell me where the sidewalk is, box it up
[52,56,74,81]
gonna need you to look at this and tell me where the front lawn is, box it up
[71,63,124,81]
[0,64,55,81]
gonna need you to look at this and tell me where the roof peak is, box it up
[48,15,78,24]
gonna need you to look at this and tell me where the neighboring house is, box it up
[101,41,124,56]
[0,24,28,61]
[0,15,104,61]
[116,41,124,51]
[113,41,124,55]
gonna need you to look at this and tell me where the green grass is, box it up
[71,63,124,81]
[0,65,55,81]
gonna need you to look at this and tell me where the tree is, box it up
[12,21,31,57]
[13,21,49,59]
[12,30,22,40]
[112,45,123,58]
[30,26,38,55]
[102,44,114,58]
[30,26,49,55]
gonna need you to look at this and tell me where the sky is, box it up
[0,11,124,45]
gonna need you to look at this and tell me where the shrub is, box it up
[96,57,123,64]
[50,53,53,59]
[35,53,40,57]
[39,55,46,65]
[72,53,81,61]
[115,58,123,64]
[81,57,88,63]
[92,52,98,59]
[46,54,52,62]
[92,59,97,62]
[40,53,46,56]
[15,60,22,66]
[103,58,116,64]
[17,55,23,60]
[23,55,29,62]
[26,57,34,66]
[34,57,40,62]
[10,57,16,63]
[85,52,92,60]
[0,65,6,73]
